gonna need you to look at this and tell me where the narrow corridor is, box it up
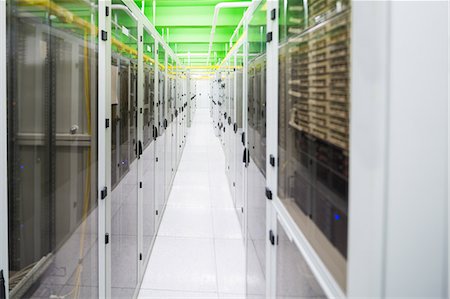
[138,109,250,298]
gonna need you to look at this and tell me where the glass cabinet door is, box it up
[234,48,245,229]
[6,0,99,297]
[110,2,139,296]
[142,31,156,265]
[246,1,267,297]
[277,0,351,292]
[155,45,166,226]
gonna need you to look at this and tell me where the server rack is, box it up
[6,0,99,297]
[155,45,167,228]
[141,35,156,268]
[277,2,350,292]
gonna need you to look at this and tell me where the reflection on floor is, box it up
[139,109,252,299]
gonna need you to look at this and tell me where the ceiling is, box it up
[138,0,252,67]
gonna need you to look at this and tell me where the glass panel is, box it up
[155,45,166,226]
[110,2,139,296]
[6,0,99,297]
[225,63,235,200]
[142,30,156,264]
[218,72,226,146]
[276,219,326,298]
[277,2,351,291]
[165,59,173,196]
[171,63,177,180]
[176,69,183,164]
[234,46,245,229]
[246,1,267,297]
[177,71,181,161]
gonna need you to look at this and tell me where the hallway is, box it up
[139,109,250,298]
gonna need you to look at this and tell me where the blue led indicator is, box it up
[334,213,340,221]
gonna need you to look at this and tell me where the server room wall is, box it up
[196,81,210,109]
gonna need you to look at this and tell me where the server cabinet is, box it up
[171,72,177,180]
[277,0,351,292]
[234,68,245,229]
[111,59,128,188]
[142,31,156,266]
[155,45,167,226]
[165,73,174,196]
[246,57,267,295]
[246,1,267,296]
[110,7,139,297]
[6,0,99,297]
[225,70,236,199]
[178,75,186,161]
[218,74,226,145]
[143,66,155,148]
[212,75,221,137]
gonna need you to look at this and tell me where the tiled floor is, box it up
[139,109,248,299]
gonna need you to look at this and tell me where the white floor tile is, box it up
[212,209,243,239]
[168,185,211,208]
[141,237,217,292]
[139,289,218,299]
[158,206,213,238]
[173,171,210,187]
[214,239,246,295]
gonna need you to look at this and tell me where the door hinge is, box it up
[105,6,109,16]
[269,230,276,246]
[0,270,6,299]
[234,123,237,133]
[265,187,273,200]
[271,8,276,20]
[266,32,273,43]
[140,181,142,188]
[156,210,159,215]
[153,126,158,140]
[105,233,110,245]
[101,30,108,41]
[105,118,110,128]
[243,148,250,167]
[101,187,107,200]
[138,140,143,157]
[269,154,276,167]
[139,253,143,260]
[241,132,245,146]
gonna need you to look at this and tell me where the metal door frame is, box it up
[136,20,144,294]
[0,0,9,298]
[265,1,278,297]
[98,0,111,297]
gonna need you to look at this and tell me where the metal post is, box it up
[136,20,144,285]
[0,0,9,297]
[265,1,279,297]
[98,0,112,297]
